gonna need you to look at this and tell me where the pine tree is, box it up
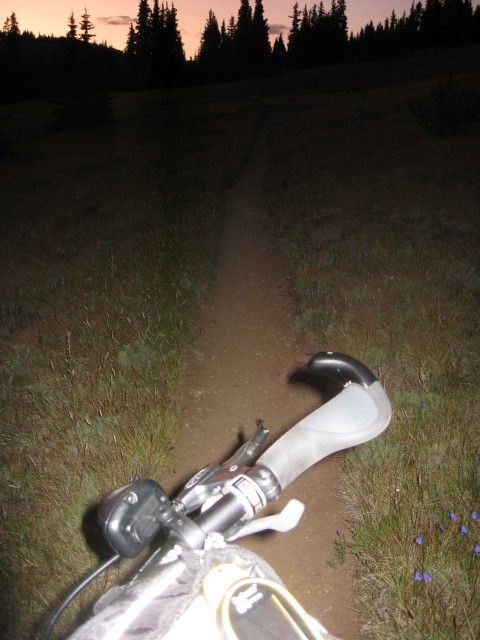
[227,15,237,40]
[79,8,95,43]
[163,3,185,85]
[330,0,348,59]
[219,18,234,79]
[125,23,136,54]
[406,1,424,48]
[233,0,254,76]
[151,0,166,82]
[443,0,471,45]
[288,2,301,67]
[3,12,20,36]
[197,9,222,81]
[421,0,443,46]
[135,0,152,59]
[251,0,271,71]
[271,33,287,71]
[67,11,78,39]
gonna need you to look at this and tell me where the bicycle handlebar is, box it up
[189,353,391,540]
[96,353,390,553]
[256,352,391,489]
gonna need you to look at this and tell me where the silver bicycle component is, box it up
[174,421,269,515]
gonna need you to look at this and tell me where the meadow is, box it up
[261,46,480,638]
[0,83,257,637]
[1,44,479,639]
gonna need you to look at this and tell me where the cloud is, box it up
[97,16,134,27]
[269,23,289,36]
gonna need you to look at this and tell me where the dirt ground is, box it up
[162,125,360,639]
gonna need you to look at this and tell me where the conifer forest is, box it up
[1,0,480,103]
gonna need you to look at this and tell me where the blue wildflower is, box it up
[461,524,468,534]
[421,401,428,410]
[414,570,432,582]
[471,511,478,520]
[474,544,480,554]
[415,535,424,545]
[450,512,458,521]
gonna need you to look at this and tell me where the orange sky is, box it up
[6,1,417,58]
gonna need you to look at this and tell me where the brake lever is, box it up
[223,419,269,468]
[226,499,305,541]
[173,421,269,515]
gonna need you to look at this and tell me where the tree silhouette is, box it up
[2,0,480,102]
[232,0,254,77]
[163,4,185,84]
[151,0,166,86]
[125,23,136,54]
[287,1,350,68]
[127,1,185,87]
[4,12,20,36]
[420,0,443,46]
[271,33,288,72]
[79,8,95,43]
[251,0,271,72]
[287,2,302,65]
[135,0,152,61]
[349,0,480,61]
[197,10,222,82]
[67,12,78,39]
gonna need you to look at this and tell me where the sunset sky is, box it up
[6,1,416,58]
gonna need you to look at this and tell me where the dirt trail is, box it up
[162,123,360,639]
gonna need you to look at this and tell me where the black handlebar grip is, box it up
[308,351,377,388]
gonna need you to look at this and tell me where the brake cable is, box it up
[40,554,121,640]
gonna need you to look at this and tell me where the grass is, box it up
[0,82,258,639]
[2,46,479,640]
[261,46,480,638]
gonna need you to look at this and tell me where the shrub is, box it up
[410,77,480,136]
[50,93,114,131]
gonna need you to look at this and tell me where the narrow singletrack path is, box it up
[163,122,360,639]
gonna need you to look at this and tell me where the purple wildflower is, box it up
[474,544,480,554]
[414,570,432,582]
[439,524,445,532]
[421,401,428,410]
[415,535,424,545]
[450,512,459,521]
[133,474,140,482]
[471,511,478,520]
[461,524,468,534]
